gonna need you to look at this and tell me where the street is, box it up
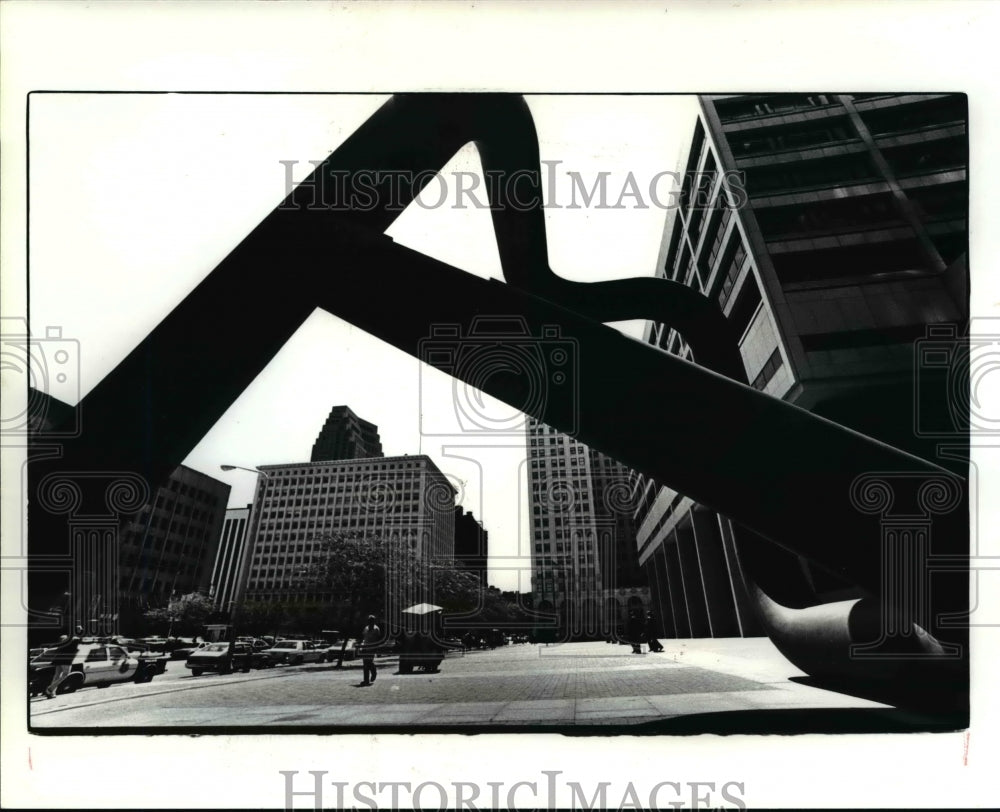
[29,638,953,733]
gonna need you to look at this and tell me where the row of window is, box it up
[728,275,764,342]
[121,576,192,595]
[531,501,594,514]
[744,152,877,197]
[149,497,217,524]
[142,511,215,533]
[120,554,201,575]
[257,522,433,540]
[262,461,426,481]
[166,478,223,508]
[860,95,967,137]
[259,500,450,517]
[800,323,932,352]
[124,525,212,550]
[730,119,853,158]
[717,243,748,309]
[532,514,595,527]
[534,543,594,555]
[536,566,599,578]
[717,95,837,123]
[703,207,733,272]
[771,237,928,284]
[530,460,583,472]
[263,487,426,503]
[261,500,429,518]
[756,193,901,241]
[881,137,967,179]
[528,438,586,450]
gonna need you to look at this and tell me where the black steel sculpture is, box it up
[29,94,968,713]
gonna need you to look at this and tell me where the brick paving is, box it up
[30,639,894,729]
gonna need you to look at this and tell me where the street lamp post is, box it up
[220,465,271,641]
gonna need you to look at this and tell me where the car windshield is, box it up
[204,643,229,652]
[273,642,298,649]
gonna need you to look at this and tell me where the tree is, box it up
[427,566,481,614]
[143,592,214,636]
[303,532,485,631]
[234,600,290,637]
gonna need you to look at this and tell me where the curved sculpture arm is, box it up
[292,94,746,382]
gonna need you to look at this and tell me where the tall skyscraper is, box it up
[243,454,456,605]
[527,416,649,639]
[311,405,384,462]
[632,93,968,639]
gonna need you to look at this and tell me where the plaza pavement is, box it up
[31,638,951,732]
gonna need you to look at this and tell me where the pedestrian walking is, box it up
[359,615,381,686]
[626,609,644,654]
[646,611,665,653]
[45,625,84,698]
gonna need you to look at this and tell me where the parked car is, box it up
[168,638,206,660]
[317,636,357,662]
[236,637,272,653]
[263,639,325,666]
[185,642,267,676]
[29,641,157,696]
[136,636,169,652]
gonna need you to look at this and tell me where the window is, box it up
[751,348,784,391]
[730,117,852,157]
[704,207,732,272]
[717,242,748,308]
[744,153,878,196]
[755,193,900,239]
[861,95,966,137]
[729,276,763,341]
[716,94,835,123]
[771,238,928,283]
[881,137,966,179]
[801,324,932,352]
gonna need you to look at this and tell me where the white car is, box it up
[30,642,153,695]
[263,640,324,666]
[318,638,357,662]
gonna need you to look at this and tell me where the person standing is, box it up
[359,615,381,686]
[45,625,84,698]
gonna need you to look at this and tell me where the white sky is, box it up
[27,93,698,591]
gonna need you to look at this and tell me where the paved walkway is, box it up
[31,638,914,731]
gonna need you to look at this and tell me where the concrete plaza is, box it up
[30,638,954,732]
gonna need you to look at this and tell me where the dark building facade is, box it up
[118,465,230,631]
[454,506,489,585]
[311,405,384,462]
[633,93,968,640]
